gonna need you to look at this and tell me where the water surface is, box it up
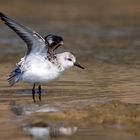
[0,0,140,140]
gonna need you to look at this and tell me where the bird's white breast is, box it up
[21,55,61,84]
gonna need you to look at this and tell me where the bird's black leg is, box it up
[38,85,42,102]
[32,83,36,102]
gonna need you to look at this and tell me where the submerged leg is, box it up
[38,85,42,102]
[32,83,36,102]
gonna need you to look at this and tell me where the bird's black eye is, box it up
[68,58,72,61]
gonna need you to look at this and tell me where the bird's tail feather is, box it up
[8,67,22,86]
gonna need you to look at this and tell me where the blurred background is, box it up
[0,0,140,140]
[1,0,140,63]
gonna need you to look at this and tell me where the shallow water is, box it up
[0,0,140,140]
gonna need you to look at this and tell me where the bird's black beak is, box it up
[74,63,85,69]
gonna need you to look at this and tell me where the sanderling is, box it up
[0,12,84,102]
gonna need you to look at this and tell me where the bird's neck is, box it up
[48,55,64,72]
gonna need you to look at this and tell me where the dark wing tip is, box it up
[0,12,3,16]
[0,12,9,23]
[0,12,6,18]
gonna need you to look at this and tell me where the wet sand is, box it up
[0,0,140,140]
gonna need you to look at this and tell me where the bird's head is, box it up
[56,52,85,71]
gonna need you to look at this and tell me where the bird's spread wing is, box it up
[0,12,47,56]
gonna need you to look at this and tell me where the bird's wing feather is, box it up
[0,12,47,56]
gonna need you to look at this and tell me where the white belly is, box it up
[21,58,61,84]
[22,68,60,84]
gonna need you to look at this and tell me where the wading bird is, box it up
[0,12,84,102]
